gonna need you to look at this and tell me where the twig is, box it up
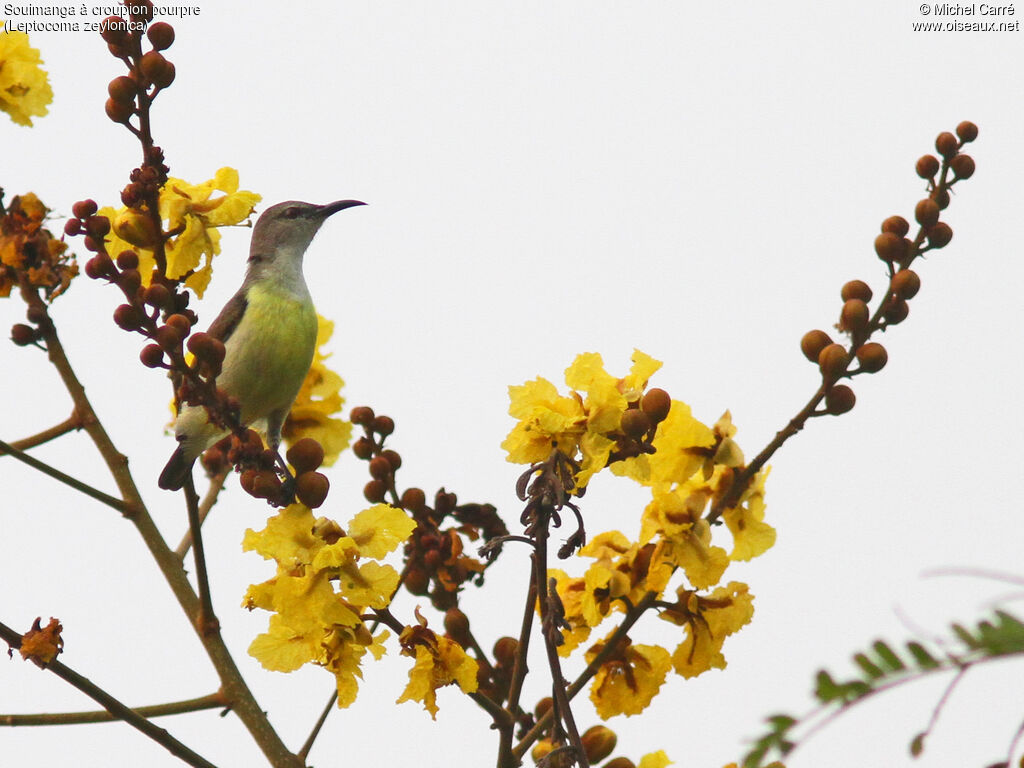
[0,691,227,726]
[297,689,336,762]
[0,620,217,768]
[183,474,218,637]
[0,437,129,514]
[1,412,81,453]
[497,568,539,767]
[175,469,228,559]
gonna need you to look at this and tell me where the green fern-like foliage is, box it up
[742,610,1024,768]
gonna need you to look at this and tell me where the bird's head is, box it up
[248,199,365,264]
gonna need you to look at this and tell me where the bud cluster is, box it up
[606,387,671,464]
[233,436,330,508]
[1,193,79,345]
[798,122,977,419]
[349,405,507,611]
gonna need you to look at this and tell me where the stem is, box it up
[184,474,218,636]
[0,621,217,768]
[175,469,228,559]
[297,689,336,762]
[0,437,129,514]
[1,412,81,452]
[497,569,539,767]
[0,691,227,726]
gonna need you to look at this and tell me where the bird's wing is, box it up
[205,289,248,342]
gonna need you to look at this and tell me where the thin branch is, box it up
[0,691,227,726]
[497,567,538,767]
[297,689,336,762]
[0,437,129,514]
[1,412,81,453]
[0,621,217,768]
[183,474,218,637]
[175,469,229,559]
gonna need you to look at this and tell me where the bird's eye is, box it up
[283,207,301,219]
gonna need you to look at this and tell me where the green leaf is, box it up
[814,669,841,703]
[906,641,940,670]
[872,640,906,672]
[854,652,885,679]
[952,622,979,649]
[909,731,926,757]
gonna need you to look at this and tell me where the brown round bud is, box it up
[839,299,869,335]
[250,470,281,499]
[874,232,904,263]
[25,305,47,325]
[139,343,165,368]
[915,154,940,179]
[165,313,192,336]
[372,415,395,436]
[86,216,111,239]
[493,636,519,667]
[534,697,553,719]
[296,472,330,508]
[363,479,387,503]
[604,760,638,768]
[287,438,325,474]
[956,121,979,143]
[950,154,975,180]
[443,608,471,645]
[105,97,134,124]
[187,332,225,364]
[381,449,402,471]
[931,188,950,210]
[113,303,141,331]
[825,385,856,415]
[115,250,139,270]
[400,487,426,511]
[403,567,430,595]
[139,51,171,87]
[891,269,921,300]
[352,436,374,460]
[72,199,99,219]
[619,408,651,438]
[884,298,910,324]
[927,222,953,249]
[350,405,375,425]
[119,268,141,298]
[935,131,958,159]
[581,725,618,764]
[800,329,832,363]
[640,387,671,423]
[914,198,940,228]
[817,343,849,380]
[143,283,172,310]
[154,324,183,351]
[146,21,175,50]
[107,75,138,103]
[10,324,36,346]
[881,215,910,237]
[239,470,259,494]
[422,548,443,570]
[64,219,82,236]
[84,254,112,280]
[855,342,888,373]
[368,455,392,480]
[840,279,872,303]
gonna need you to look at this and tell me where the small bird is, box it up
[158,199,365,491]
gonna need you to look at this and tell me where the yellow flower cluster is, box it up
[506,352,774,718]
[282,315,352,466]
[0,29,52,126]
[243,502,415,708]
[396,619,479,719]
[100,167,260,297]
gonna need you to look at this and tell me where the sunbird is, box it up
[158,199,365,491]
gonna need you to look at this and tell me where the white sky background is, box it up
[2,2,1024,766]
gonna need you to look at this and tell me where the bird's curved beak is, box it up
[318,200,367,217]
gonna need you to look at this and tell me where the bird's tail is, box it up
[158,445,195,491]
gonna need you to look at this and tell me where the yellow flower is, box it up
[723,468,775,561]
[397,627,479,719]
[641,488,729,589]
[664,582,755,679]
[244,502,414,708]
[0,28,52,126]
[100,168,260,298]
[586,635,672,718]
[638,752,674,768]
[503,350,665,488]
[613,399,714,486]
[283,315,352,465]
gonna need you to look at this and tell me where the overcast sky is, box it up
[3,3,1024,767]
